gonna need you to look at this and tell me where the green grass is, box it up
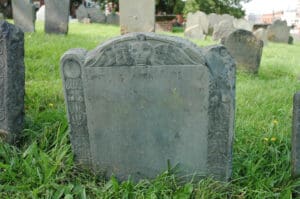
[1,21,300,198]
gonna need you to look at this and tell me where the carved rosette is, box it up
[61,49,91,167]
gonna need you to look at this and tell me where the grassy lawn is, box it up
[0,21,300,198]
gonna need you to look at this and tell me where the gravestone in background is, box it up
[292,92,300,178]
[76,4,88,22]
[61,33,236,182]
[267,20,290,43]
[184,11,208,40]
[119,0,155,34]
[106,13,119,25]
[45,0,70,34]
[222,29,263,74]
[253,28,268,46]
[87,8,106,23]
[212,20,235,41]
[233,18,253,31]
[207,13,222,35]
[12,0,35,32]
[0,21,25,144]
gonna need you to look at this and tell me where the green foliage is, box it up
[1,21,300,198]
[183,0,246,18]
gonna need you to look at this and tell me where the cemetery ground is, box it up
[0,21,300,198]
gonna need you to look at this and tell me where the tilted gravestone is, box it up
[221,29,263,74]
[208,13,222,35]
[267,20,290,43]
[45,0,70,34]
[292,92,300,178]
[12,0,35,32]
[61,33,236,182]
[184,11,208,40]
[119,0,155,34]
[0,21,25,144]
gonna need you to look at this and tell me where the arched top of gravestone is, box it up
[84,33,207,67]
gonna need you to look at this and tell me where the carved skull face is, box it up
[130,42,152,65]
[115,44,132,66]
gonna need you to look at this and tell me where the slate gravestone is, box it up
[87,8,106,23]
[254,28,268,46]
[106,13,119,25]
[212,20,235,41]
[184,11,208,40]
[76,4,88,22]
[119,0,155,34]
[12,0,35,32]
[61,33,236,182]
[292,92,300,178]
[233,18,253,31]
[0,21,24,144]
[267,20,290,43]
[222,29,263,74]
[45,0,70,34]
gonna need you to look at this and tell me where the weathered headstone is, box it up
[36,5,45,21]
[233,18,253,31]
[119,0,155,34]
[253,28,268,46]
[76,4,88,22]
[12,0,36,32]
[45,0,70,34]
[0,21,24,144]
[207,13,222,35]
[292,92,300,197]
[61,33,235,182]
[87,8,106,23]
[106,13,119,25]
[221,29,263,74]
[212,20,235,41]
[184,11,209,40]
[267,20,290,43]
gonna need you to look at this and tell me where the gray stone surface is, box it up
[76,4,88,22]
[119,0,155,34]
[212,20,235,41]
[233,18,253,31]
[253,28,268,46]
[87,8,106,23]
[222,29,263,74]
[292,92,300,178]
[0,21,25,144]
[184,11,208,40]
[61,33,235,182]
[36,5,45,21]
[267,20,290,43]
[106,13,119,25]
[12,0,35,32]
[45,0,70,34]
